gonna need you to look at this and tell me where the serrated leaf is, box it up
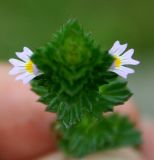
[99,78,132,107]
[58,114,142,158]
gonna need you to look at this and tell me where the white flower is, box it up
[109,41,140,79]
[9,47,40,84]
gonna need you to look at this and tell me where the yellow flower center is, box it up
[25,60,34,73]
[114,56,121,68]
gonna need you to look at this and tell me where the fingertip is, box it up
[140,121,154,160]
[114,100,140,126]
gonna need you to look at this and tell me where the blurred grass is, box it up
[0,0,153,118]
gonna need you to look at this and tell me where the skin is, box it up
[0,64,153,160]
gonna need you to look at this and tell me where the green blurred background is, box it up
[0,0,153,119]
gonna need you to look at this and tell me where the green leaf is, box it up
[99,78,132,110]
[58,114,142,158]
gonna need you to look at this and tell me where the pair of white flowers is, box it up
[9,41,140,84]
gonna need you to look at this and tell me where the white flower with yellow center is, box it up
[109,41,140,79]
[9,47,40,84]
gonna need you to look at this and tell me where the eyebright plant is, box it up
[9,19,141,158]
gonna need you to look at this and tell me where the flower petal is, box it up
[16,52,29,62]
[9,67,25,75]
[23,47,33,57]
[33,64,41,76]
[9,58,25,67]
[23,74,36,84]
[120,66,134,73]
[16,72,30,81]
[122,58,140,65]
[109,41,120,55]
[119,66,134,78]
[115,43,128,56]
[120,49,134,59]
[110,68,128,79]
[109,41,128,56]
[110,66,134,79]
